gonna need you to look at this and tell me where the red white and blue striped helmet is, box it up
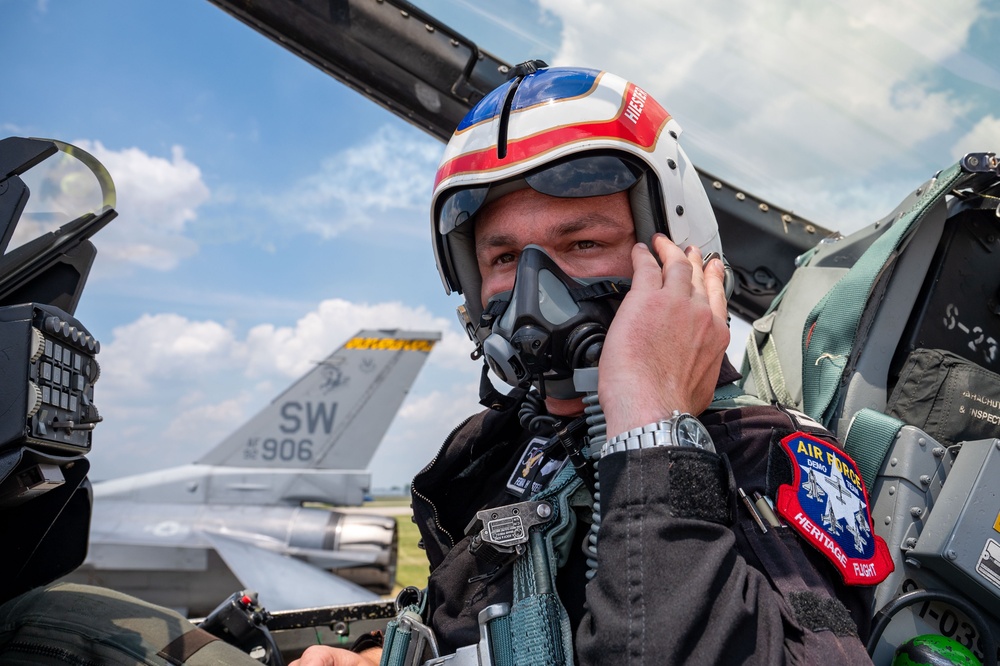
[432,66,725,329]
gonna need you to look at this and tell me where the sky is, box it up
[1,0,998,490]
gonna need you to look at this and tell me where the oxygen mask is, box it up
[480,245,628,399]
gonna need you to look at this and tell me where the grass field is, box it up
[365,497,429,594]
[394,512,429,592]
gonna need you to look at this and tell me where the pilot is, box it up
[294,65,882,665]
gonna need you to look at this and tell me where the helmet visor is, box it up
[437,154,641,235]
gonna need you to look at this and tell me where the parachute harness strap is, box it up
[801,163,970,426]
[379,588,434,666]
[842,408,904,493]
[506,463,584,666]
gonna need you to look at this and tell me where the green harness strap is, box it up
[506,464,585,666]
[379,593,430,666]
[740,268,801,408]
[801,163,969,427]
[742,311,798,408]
[378,464,585,666]
[842,408,905,493]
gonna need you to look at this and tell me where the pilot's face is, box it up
[474,188,637,307]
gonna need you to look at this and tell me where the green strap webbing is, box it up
[743,329,776,403]
[843,408,904,493]
[379,608,418,666]
[801,163,968,426]
[487,613,515,666]
[710,381,769,411]
[742,313,796,408]
[507,464,581,666]
[739,272,797,404]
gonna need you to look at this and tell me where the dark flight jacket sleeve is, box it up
[575,443,874,665]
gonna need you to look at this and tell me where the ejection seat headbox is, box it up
[0,136,116,603]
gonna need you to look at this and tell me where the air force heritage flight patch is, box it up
[775,432,894,586]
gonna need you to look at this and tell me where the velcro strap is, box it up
[601,448,730,525]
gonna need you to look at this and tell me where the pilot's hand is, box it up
[599,234,729,439]
[289,645,381,666]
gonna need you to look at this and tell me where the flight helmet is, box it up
[431,65,729,393]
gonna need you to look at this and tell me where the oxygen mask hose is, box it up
[573,367,605,580]
[583,390,605,580]
[519,389,560,435]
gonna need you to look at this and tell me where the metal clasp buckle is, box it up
[423,603,511,666]
[961,152,999,175]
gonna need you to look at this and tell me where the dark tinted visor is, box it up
[437,154,641,235]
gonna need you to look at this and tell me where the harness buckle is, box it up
[398,609,440,665]
[423,603,511,666]
[468,500,553,550]
[466,500,554,568]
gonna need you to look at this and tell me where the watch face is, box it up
[675,415,715,451]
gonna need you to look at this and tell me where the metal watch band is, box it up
[601,410,685,457]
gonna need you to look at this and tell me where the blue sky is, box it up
[2,0,998,489]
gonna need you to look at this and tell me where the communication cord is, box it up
[583,390,605,579]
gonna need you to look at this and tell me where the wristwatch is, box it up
[601,410,715,457]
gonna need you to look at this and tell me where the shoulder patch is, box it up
[775,431,894,586]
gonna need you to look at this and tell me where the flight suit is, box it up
[411,360,876,664]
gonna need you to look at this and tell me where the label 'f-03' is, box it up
[776,432,894,586]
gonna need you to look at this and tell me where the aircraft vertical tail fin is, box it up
[196,329,440,470]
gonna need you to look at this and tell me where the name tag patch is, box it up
[775,432,894,586]
[506,437,568,498]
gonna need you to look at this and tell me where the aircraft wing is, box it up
[203,531,380,610]
[205,0,831,321]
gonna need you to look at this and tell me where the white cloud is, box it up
[89,298,481,482]
[79,141,207,270]
[99,313,239,394]
[536,0,984,187]
[950,115,1000,158]
[11,140,210,273]
[841,0,985,64]
[162,395,253,447]
[240,298,470,378]
[369,382,483,489]
[99,299,469,395]
[261,125,443,239]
